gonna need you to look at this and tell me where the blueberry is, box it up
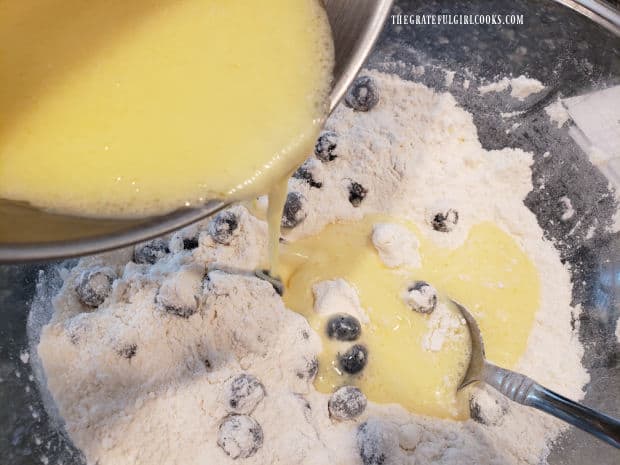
[403,281,437,314]
[281,192,307,228]
[160,303,196,319]
[293,161,322,188]
[345,76,379,112]
[357,423,387,465]
[431,209,459,232]
[339,345,368,374]
[326,314,361,341]
[348,182,368,207]
[225,374,265,415]
[133,239,169,264]
[357,419,400,465]
[468,393,507,426]
[155,272,200,318]
[183,237,199,250]
[118,344,137,360]
[328,386,367,421]
[208,210,239,245]
[314,131,338,162]
[217,414,263,459]
[75,267,115,308]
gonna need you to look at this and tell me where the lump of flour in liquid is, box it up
[371,223,421,268]
[422,303,466,352]
[34,69,587,465]
[312,278,369,323]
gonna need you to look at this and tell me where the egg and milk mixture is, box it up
[0,0,333,216]
[280,216,539,419]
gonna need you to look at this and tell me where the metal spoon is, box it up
[0,0,394,263]
[453,299,620,448]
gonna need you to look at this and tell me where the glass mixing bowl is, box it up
[1,0,619,463]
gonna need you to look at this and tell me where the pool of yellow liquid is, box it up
[0,0,333,217]
[280,216,540,419]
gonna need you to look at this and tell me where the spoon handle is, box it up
[482,361,620,449]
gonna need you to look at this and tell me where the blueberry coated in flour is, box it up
[357,421,387,465]
[293,164,322,188]
[404,280,437,314]
[339,344,368,374]
[314,131,338,162]
[217,414,264,459]
[431,209,459,232]
[326,314,361,341]
[75,267,116,308]
[281,191,308,228]
[468,394,507,426]
[161,302,197,319]
[348,182,368,207]
[345,76,379,112]
[328,386,367,421]
[155,286,198,319]
[133,239,169,265]
[208,210,239,245]
[226,374,265,415]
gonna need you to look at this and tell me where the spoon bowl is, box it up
[453,299,620,448]
[0,0,394,263]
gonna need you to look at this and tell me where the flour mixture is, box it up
[33,70,588,465]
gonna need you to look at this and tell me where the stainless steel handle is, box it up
[482,361,620,449]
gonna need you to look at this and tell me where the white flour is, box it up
[421,303,465,352]
[35,70,588,465]
[545,97,570,128]
[478,75,545,100]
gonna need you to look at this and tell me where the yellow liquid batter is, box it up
[0,0,333,217]
[266,179,290,277]
[280,216,540,419]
